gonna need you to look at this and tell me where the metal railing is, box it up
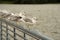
[0,18,52,40]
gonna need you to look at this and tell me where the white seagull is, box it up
[18,11,37,24]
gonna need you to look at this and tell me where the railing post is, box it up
[14,27,16,40]
[6,23,8,40]
[0,21,1,40]
[24,33,26,40]
[0,21,2,40]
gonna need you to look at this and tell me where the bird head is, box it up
[19,11,26,18]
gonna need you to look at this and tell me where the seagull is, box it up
[18,12,37,30]
[18,11,37,24]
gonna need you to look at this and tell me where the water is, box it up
[0,4,60,40]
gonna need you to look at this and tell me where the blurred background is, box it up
[0,0,60,4]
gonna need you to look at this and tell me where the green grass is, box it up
[0,1,14,4]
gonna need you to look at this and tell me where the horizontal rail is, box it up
[0,18,53,40]
[1,37,4,40]
[2,25,27,40]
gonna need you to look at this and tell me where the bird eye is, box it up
[19,17,22,19]
[17,16,22,19]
